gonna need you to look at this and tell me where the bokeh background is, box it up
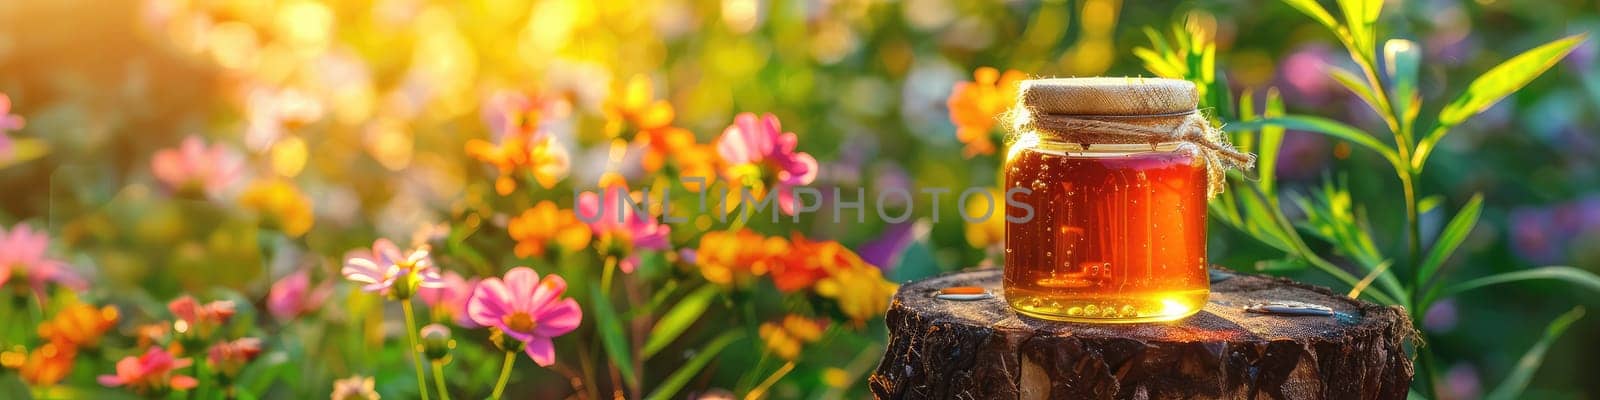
[0,0,1597,398]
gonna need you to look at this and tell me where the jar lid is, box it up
[1018,77,1197,116]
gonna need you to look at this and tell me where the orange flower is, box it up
[508,201,592,258]
[38,303,119,348]
[694,229,787,287]
[758,315,826,360]
[636,126,696,173]
[466,134,571,196]
[14,342,76,386]
[239,179,314,237]
[770,234,872,293]
[604,74,675,133]
[947,67,1025,158]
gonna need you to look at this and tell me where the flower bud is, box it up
[420,324,453,361]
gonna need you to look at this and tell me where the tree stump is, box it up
[869,268,1414,400]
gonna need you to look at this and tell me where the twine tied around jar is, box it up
[1003,78,1256,198]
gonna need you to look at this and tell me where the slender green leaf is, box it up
[643,330,745,400]
[1348,260,1393,299]
[1420,34,1588,168]
[642,285,721,358]
[1417,194,1483,286]
[1227,115,1399,165]
[590,283,640,387]
[1337,0,1382,55]
[1329,63,1384,117]
[1280,0,1341,32]
[1417,195,1444,214]
[1259,88,1286,193]
[1440,266,1600,300]
[1484,307,1586,400]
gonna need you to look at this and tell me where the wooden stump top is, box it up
[870,268,1415,400]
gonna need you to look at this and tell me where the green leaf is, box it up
[1416,194,1482,286]
[1337,0,1382,55]
[1281,0,1341,32]
[1227,115,1399,165]
[1484,307,1586,400]
[1259,88,1286,193]
[1419,34,1588,168]
[643,330,745,400]
[642,285,721,358]
[590,283,640,387]
[1417,195,1444,214]
[0,138,50,170]
[1439,266,1600,300]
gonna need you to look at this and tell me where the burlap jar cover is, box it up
[1003,77,1255,197]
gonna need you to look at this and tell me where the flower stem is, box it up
[600,256,618,296]
[745,361,796,400]
[490,351,517,400]
[402,301,433,400]
[431,361,451,400]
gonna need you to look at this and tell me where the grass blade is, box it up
[643,330,745,400]
[642,285,720,359]
[1439,266,1600,301]
[590,283,639,388]
[1416,194,1483,287]
[1483,307,1586,400]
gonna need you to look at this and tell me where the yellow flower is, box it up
[37,303,119,348]
[694,229,786,288]
[508,201,592,258]
[758,315,826,360]
[947,67,1025,158]
[604,74,675,134]
[814,264,898,325]
[239,179,314,237]
[963,188,1006,249]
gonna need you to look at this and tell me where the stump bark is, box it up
[869,268,1414,400]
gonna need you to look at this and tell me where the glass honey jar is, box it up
[1002,77,1245,323]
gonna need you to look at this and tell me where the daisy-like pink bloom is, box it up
[0,93,23,157]
[267,269,332,321]
[418,270,479,327]
[0,224,87,298]
[98,346,198,392]
[341,239,444,298]
[467,267,582,366]
[715,112,819,215]
[207,337,262,377]
[576,184,672,273]
[150,135,243,198]
[168,296,235,338]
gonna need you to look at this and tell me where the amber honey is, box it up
[1004,141,1208,322]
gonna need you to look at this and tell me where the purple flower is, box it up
[716,113,819,215]
[341,239,443,298]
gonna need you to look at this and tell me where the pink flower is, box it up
[481,90,570,141]
[267,269,332,321]
[98,347,198,392]
[715,113,819,215]
[576,184,672,273]
[0,224,87,297]
[418,270,479,327]
[341,239,444,297]
[168,296,235,338]
[150,135,243,198]
[467,267,582,366]
[0,93,22,157]
[207,337,262,377]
